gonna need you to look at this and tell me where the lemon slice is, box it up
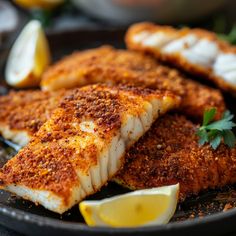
[5,20,51,88]
[14,0,64,9]
[79,184,179,227]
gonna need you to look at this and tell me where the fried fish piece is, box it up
[114,114,236,200]
[0,90,66,146]
[41,46,226,120]
[125,22,236,95]
[0,84,179,213]
[141,69,225,120]
[41,46,159,91]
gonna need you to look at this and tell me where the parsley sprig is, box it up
[196,108,236,150]
[218,25,236,45]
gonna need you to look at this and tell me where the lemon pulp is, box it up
[5,20,51,88]
[79,203,97,226]
[100,194,169,227]
[34,27,51,78]
[79,184,179,227]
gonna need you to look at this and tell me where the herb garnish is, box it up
[218,25,236,45]
[196,108,236,150]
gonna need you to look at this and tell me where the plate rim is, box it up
[0,201,236,234]
[1,27,236,235]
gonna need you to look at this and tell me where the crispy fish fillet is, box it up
[142,70,225,120]
[0,84,179,213]
[126,22,236,95]
[41,46,159,91]
[0,90,66,146]
[114,114,236,200]
[41,46,226,120]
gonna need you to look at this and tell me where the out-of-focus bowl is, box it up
[72,0,227,25]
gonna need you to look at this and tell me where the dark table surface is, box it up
[1,0,236,235]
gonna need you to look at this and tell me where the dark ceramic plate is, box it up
[0,29,236,236]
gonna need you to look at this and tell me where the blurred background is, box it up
[0,1,236,236]
[1,0,236,45]
[1,0,236,79]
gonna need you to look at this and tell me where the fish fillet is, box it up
[0,84,179,213]
[0,90,66,146]
[41,46,225,120]
[125,22,236,95]
[114,114,236,200]
[0,85,223,147]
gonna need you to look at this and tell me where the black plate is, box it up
[1,29,236,236]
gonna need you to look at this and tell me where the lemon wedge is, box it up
[5,20,51,88]
[14,0,64,9]
[79,184,179,227]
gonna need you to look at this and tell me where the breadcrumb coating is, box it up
[114,114,236,200]
[41,46,226,120]
[0,84,179,213]
[125,22,236,95]
[0,90,67,134]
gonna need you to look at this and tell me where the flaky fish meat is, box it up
[41,46,226,120]
[126,22,236,95]
[0,90,66,146]
[0,84,179,213]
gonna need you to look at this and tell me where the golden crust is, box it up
[41,46,225,120]
[0,84,178,210]
[141,70,225,120]
[0,90,67,135]
[114,114,236,200]
[125,22,236,95]
[41,45,159,89]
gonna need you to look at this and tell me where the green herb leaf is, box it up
[207,129,219,139]
[196,108,236,150]
[218,25,236,45]
[197,129,208,146]
[210,135,222,150]
[222,110,231,119]
[222,130,236,148]
[203,108,217,126]
[206,119,236,131]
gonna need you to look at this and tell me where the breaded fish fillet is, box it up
[126,22,236,95]
[0,84,179,213]
[143,70,225,120]
[114,114,236,200]
[0,90,66,146]
[41,46,158,90]
[41,46,225,120]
